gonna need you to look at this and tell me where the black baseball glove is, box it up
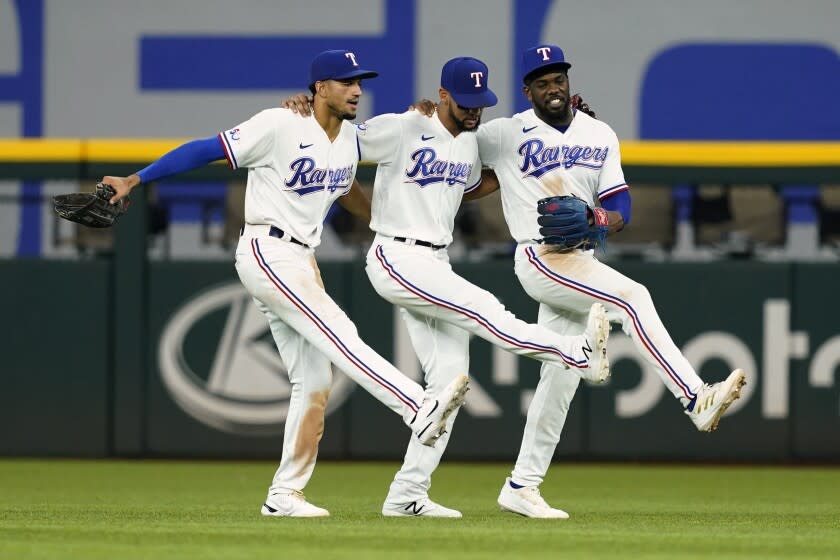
[537,195,609,250]
[53,183,130,228]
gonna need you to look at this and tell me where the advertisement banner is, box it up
[5,260,826,460]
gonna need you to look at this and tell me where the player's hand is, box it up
[408,99,436,117]
[101,175,140,204]
[570,94,596,119]
[282,94,314,116]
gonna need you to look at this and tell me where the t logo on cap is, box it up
[521,44,572,84]
[440,57,498,109]
[309,49,379,86]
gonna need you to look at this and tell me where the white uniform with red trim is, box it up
[221,108,431,495]
[477,108,704,487]
[358,110,599,505]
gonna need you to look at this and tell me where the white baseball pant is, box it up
[365,235,596,502]
[508,243,704,486]
[235,233,428,493]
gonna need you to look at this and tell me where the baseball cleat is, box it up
[410,374,470,447]
[497,478,569,519]
[686,369,747,432]
[575,303,611,383]
[382,497,462,518]
[261,491,329,517]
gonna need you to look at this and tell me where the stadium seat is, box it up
[639,43,840,259]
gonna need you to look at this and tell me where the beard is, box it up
[327,99,358,121]
[537,97,571,122]
[449,105,481,132]
[339,102,358,121]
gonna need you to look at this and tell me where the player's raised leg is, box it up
[368,241,609,383]
[685,368,746,431]
[237,236,469,446]
[382,309,468,518]
[515,244,745,431]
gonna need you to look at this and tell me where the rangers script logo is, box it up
[285,158,354,196]
[158,283,355,435]
[404,148,473,187]
[518,139,609,177]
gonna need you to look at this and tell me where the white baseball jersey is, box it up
[477,109,628,243]
[489,108,707,489]
[360,109,605,504]
[356,111,482,246]
[219,108,358,247]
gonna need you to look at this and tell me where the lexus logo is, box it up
[158,283,354,435]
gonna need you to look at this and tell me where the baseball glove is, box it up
[53,183,130,228]
[537,195,609,250]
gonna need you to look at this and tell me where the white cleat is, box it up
[260,491,330,518]
[497,478,569,519]
[575,303,610,383]
[410,374,470,447]
[686,369,747,432]
[382,497,462,518]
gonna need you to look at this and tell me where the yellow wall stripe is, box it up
[84,139,190,162]
[1,139,840,167]
[620,141,840,166]
[0,139,83,162]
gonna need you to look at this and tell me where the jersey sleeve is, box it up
[218,108,281,170]
[597,129,629,201]
[355,113,403,164]
[476,118,505,168]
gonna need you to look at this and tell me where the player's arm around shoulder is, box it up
[474,116,510,169]
[356,112,405,165]
[338,179,372,224]
[462,168,500,202]
[280,93,314,116]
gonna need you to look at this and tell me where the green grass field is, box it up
[1,460,838,559]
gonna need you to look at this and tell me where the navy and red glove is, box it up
[537,195,609,249]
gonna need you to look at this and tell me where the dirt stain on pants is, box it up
[294,389,330,478]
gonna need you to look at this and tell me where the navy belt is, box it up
[394,236,447,250]
[268,226,309,248]
[241,225,309,248]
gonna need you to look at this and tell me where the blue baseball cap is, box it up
[309,50,379,85]
[521,44,572,83]
[440,57,498,109]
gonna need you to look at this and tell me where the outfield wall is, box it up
[3,0,838,139]
[2,259,839,461]
[3,0,840,258]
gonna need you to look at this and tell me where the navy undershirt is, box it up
[601,189,632,225]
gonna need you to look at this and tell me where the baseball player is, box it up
[101,49,469,518]
[282,57,611,518]
[463,45,747,518]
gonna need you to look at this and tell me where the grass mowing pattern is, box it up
[1,460,838,559]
